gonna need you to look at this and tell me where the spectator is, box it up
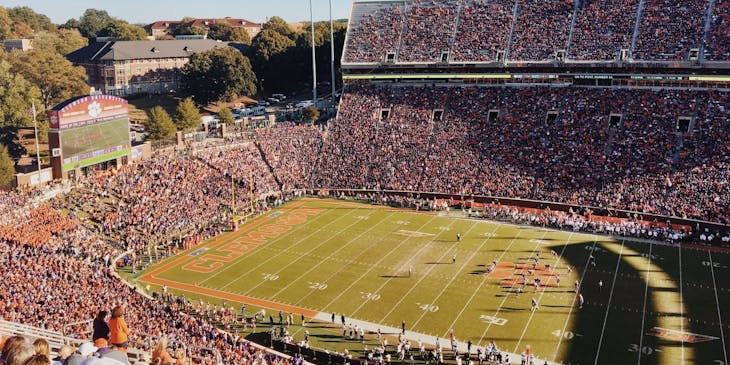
[92,311,110,341]
[150,338,173,365]
[108,307,129,350]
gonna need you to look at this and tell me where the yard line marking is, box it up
[234,208,390,295]
[275,210,401,301]
[440,222,504,334]
[678,241,685,363]
[406,219,493,330]
[637,240,654,365]
[320,214,443,316]
[297,216,456,308]
[592,239,626,365]
[475,227,548,348]
[708,251,729,365]
[514,231,578,355]
[198,203,342,286]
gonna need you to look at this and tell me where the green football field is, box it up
[135,198,729,365]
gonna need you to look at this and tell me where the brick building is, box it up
[66,39,232,96]
[145,18,262,40]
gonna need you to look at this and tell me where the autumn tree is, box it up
[9,49,88,110]
[0,60,41,128]
[0,144,14,188]
[146,106,176,140]
[174,98,201,131]
[217,107,234,125]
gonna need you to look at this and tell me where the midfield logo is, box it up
[646,327,719,343]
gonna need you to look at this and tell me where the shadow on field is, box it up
[425,261,452,265]
[380,275,407,278]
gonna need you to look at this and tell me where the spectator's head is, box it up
[77,343,98,358]
[110,306,124,319]
[5,342,35,365]
[1,336,27,363]
[95,311,108,321]
[56,345,74,360]
[154,337,168,354]
[22,354,50,365]
[31,339,50,358]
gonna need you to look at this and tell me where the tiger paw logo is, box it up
[88,101,102,118]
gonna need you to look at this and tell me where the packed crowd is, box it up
[53,154,247,253]
[398,2,458,62]
[343,3,405,63]
[568,0,638,60]
[255,124,323,191]
[0,162,305,364]
[509,0,573,61]
[343,0,730,63]
[634,0,709,60]
[451,0,514,62]
[707,0,730,61]
[315,84,730,224]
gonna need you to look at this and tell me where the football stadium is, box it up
[1,1,730,365]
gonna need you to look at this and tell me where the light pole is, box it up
[310,0,317,105]
[329,0,336,103]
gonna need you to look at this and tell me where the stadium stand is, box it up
[343,0,730,62]
[1,1,729,364]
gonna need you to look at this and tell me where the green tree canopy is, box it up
[146,106,176,140]
[0,60,41,128]
[174,98,201,131]
[261,16,294,39]
[0,7,12,40]
[0,144,14,188]
[98,20,148,41]
[76,8,115,39]
[9,49,89,110]
[206,22,251,44]
[181,47,257,105]
[217,107,234,125]
[32,29,88,55]
[7,7,55,33]
[252,29,295,62]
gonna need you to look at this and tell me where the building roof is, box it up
[147,21,181,30]
[186,17,261,29]
[67,39,231,62]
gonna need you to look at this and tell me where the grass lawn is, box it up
[126,94,179,124]
[128,198,729,365]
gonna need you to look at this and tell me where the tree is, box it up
[261,16,294,39]
[7,7,55,33]
[217,107,234,125]
[0,60,41,128]
[0,7,12,40]
[9,49,89,110]
[181,47,257,105]
[146,106,176,140]
[252,29,295,62]
[230,27,251,44]
[172,25,206,37]
[32,29,88,55]
[207,22,234,41]
[98,20,147,41]
[304,106,320,122]
[76,8,115,39]
[0,144,14,188]
[174,98,201,131]
[10,21,33,38]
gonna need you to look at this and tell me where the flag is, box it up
[27,103,36,116]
